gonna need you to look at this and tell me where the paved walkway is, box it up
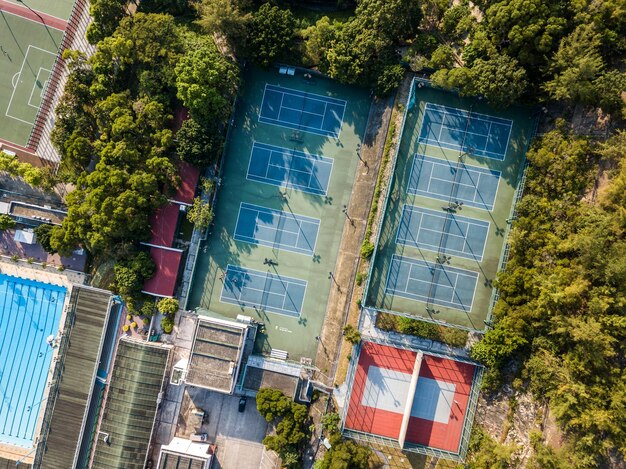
[0,0,68,30]
[312,94,394,383]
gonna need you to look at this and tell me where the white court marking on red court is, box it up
[361,366,456,424]
[344,341,478,453]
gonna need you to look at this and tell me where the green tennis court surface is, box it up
[188,66,370,361]
[365,83,535,331]
[0,11,63,146]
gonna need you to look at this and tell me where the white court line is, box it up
[246,142,334,196]
[270,85,348,107]
[259,84,346,138]
[234,203,320,255]
[6,45,57,125]
[425,102,513,126]
[27,67,51,108]
[385,255,479,310]
[219,265,305,316]
[280,103,326,118]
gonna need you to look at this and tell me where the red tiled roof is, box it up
[142,247,183,297]
[173,161,200,205]
[148,203,181,247]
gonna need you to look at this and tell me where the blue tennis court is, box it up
[419,103,512,160]
[0,274,66,447]
[234,202,320,256]
[396,205,489,261]
[385,255,477,311]
[247,142,333,195]
[259,84,346,138]
[220,265,307,317]
[407,154,501,211]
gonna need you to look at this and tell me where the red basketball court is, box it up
[343,341,478,454]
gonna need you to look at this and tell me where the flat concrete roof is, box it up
[185,318,247,393]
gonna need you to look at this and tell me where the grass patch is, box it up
[376,312,468,348]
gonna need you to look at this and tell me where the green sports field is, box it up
[188,66,370,362]
[0,10,64,146]
[364,82,535,331]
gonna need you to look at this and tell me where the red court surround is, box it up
[344,341,475,453]
[0,0,68,30]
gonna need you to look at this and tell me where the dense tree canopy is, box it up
[175,42,240,122]
[472,128,626,465]
[247,3,297,67]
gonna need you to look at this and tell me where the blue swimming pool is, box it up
[0,274,66,447]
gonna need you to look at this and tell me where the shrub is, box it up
[161,315,174,334]
[11,255,19,262]
[360,240,374,259]
[127,314,132,321]
[157,297,179,314]
[142,317,150,325]
[131,321,138,329]
[27,257,34,264]
[140,301,155,317]
[0,214,16,231]
[122,324,130,332]
[342,324,361,345]
[355,272,365,286]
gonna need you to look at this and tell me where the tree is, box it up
[175,43,240,122]
[177,118,224,168]
[247,3,296,67]
[428,44,455,69]
[157,297,179,314]
[195,0,250,53]
[187,197,214,229]
[86,0,127,44]
[374,64,404,97]
[34,224,56,253]
[543,24,605,104]
[354,0,422,42]
[0,215,15,231]
[593,70,626,116]
[256,388,309,467]
[138,0,191,15]
[113,252,155,299]
[468,54,527,106]
[485,0,568,70]
[318,435,372,469]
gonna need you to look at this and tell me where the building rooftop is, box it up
[242,355,302,398]
[157,437,214,469]
[91,339,171,469]
[38,286,113,469]
[185,317,248,394]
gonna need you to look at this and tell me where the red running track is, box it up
[0,0,67,31]
[344,341,476,453]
